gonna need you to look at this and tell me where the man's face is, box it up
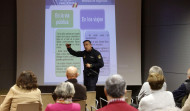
[83,41,92,51]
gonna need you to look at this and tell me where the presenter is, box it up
[66,40,104,91]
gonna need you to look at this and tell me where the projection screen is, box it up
[17,0,141,85]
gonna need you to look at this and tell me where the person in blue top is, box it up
[66,40,104,91]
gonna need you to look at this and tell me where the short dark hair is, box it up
[16,71,38,90]
[83,40,91,44]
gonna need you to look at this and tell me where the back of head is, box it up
[148,73,165,90]
[66,66,78,79]
[16,71,38,90]
[55,82,75,100]
[105,74,126,98]
[149,66,163,75]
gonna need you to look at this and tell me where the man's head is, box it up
[66,66,79,79]
[83,40,92,52]
[187,68,190,79]
[104,74,126,98]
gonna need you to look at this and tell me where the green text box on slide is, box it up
[55,29,81,77]
[52,10,73,28]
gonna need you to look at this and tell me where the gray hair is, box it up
[149,66,163,75]
[105,74,126,98]
[54,82,75,99]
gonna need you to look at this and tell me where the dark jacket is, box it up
[52,79,87,101]
[173,79,190,101]
[66,79,87,101]
[67,47,104,75]
[173,79,190,107]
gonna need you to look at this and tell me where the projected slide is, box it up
[44,0,116,84]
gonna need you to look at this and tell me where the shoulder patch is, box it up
[83,56,86,58]
[98,55,101,59]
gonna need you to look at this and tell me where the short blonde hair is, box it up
[148,73,165,90]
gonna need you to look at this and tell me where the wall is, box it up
[142,0,190,91]
[0,0,16,91]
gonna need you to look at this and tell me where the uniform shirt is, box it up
[67,47,104,74]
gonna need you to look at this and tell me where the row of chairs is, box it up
[0,90,132,111]
[0,91,97,111]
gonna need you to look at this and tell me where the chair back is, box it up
[86,91,96,110]
[73,100,86,111]
[0,95,6,104]
[16,103,39,111]
[99,97,108,108]
[125,90,132,104]
[41,93,55,111]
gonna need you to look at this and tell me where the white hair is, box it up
[149,66,163,75]
[105,74,126,98]
[55,82,75,99]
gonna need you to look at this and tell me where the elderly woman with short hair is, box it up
[138,73,175,111]
[45,82,80,111]
[138,66,167,101]
[0,71,42,111]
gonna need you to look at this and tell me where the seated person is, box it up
[0,71,42,111]
[138,73,175,111]
[173,68,190,108]
[52,66,86,101]
[138,66,167,101]
[45,82,80,111]
[97,74,138,111]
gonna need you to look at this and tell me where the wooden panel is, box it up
[86,91,96,110]
[0,95,6,104]
[125,90,132,104]
[73,100,86,111]
[41,93,55,111]
[16,103,39,111]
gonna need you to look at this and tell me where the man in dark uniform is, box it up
[66,40,104,91]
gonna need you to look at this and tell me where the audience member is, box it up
[138,66,167,101]
[52,66,86,101]
[173,68,190,108]
[138,73,175,111]
[45,82,80,111]
[0,71,42,111]
[96,74,138,111]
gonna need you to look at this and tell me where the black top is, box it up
[67,47,104,75]
[66,79,87,101]
[52,79,87,101]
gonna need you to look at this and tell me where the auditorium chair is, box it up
[16,103,40,111]
[73,100,86,111]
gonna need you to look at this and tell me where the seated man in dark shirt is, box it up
[52,66,87,101]
[173,68,190,108]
